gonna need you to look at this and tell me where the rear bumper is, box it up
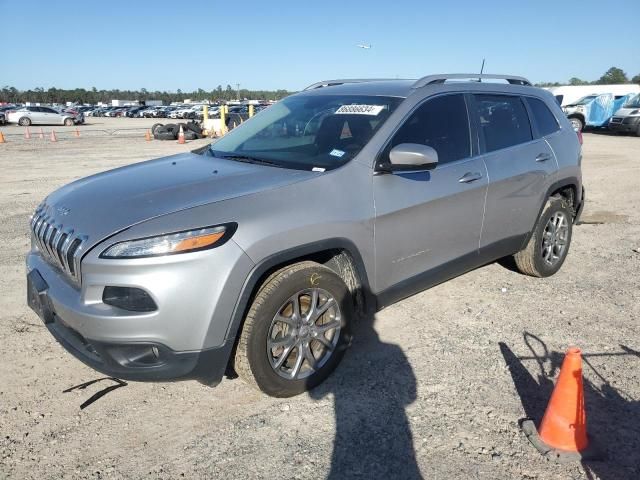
[47,312,232,385]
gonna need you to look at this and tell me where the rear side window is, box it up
[388,94,471,165]
[527,97,560,137]
[474,94,532,152]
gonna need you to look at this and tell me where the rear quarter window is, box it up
[526,97,560,137]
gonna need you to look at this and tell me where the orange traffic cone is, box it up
[50,130,57,142]
[39,128,44,139]
[74,128,80,138]
[177,125,185,144]
[25,127,31,139]
[145,130,152,141]
[0,131,5,143]
[521,347,602,460]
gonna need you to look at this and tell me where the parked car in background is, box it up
[546,84,640,107]
[0,111,5,125]
[608,94,640,136]
[26,74,584,398]
[562,93,635,132]
[7,106,81,126]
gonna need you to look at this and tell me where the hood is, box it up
[41,151,316,249]
[613,107,640,117]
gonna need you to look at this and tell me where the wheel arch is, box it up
[521,178,581,249]
[221,239,373,377]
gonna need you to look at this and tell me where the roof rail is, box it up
[303,78,398,91]
[412,73,532,89]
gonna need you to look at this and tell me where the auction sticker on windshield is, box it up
[335,105,385,115]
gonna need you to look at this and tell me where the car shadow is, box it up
[500,334,640,479]
[309,310,423,479]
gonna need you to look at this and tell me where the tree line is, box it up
[535,67,640,88]
[2,67,639,104]
[0,84,292,105]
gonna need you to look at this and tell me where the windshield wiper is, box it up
[217,153,281,167]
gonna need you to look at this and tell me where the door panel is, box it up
[472,94,558,249]
[480,140,556,248]
[373,158,488,292]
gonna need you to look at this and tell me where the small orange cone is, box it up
[25,127,31,139]
[39,128,44,139]
[74,128,80,138]
[0,131,5,143]
[177,125,185,144]
[145,130,152,141]
[50,130,57,142]
[521,347,602,460]
[539,347,588,451]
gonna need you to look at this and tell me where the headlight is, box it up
[100,224,235,259]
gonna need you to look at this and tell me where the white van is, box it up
[546,85,640,106]
[609,94,640,136]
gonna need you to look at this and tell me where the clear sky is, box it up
[2,0,638,91]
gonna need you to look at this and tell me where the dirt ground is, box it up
[0,119,638,480]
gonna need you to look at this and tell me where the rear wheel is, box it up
[512,196,573,277]
[569,117,584,132]
[234,261,352,397]
[18,117,31,126]
[636,124,640,137]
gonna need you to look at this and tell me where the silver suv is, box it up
[26,74,584,397]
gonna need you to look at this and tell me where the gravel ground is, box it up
[0,120,638,480]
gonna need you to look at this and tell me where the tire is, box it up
[151,123,164,135]
[183,130,197,140]
[512,196,573,277]
[569,116,584,132]
[154,129,176,141]
[234,261,352,397]
[636,125,640,137]
[184,121,202,135]
[18,117,31,126]
[64,118,74,126]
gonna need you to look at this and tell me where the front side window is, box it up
[210,94,403,170]
[385,94,471,165]
[527,97,560,137]
[474,94,532,152]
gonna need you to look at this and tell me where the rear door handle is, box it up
[458,172,483,183]
[536,153,552,162]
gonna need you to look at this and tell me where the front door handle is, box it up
[458,172,483,183]
[536,153,552,162]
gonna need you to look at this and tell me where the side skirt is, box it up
[374,235,525,310]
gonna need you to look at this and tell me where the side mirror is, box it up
[388,143,438,170]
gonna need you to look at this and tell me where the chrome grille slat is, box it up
[30,207,87,284]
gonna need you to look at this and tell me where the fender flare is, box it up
[223,238,372,345]
[521,177,581,248]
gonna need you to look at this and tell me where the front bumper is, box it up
[608,117,640,133]
[46,310,233,384]
[26,237,254,384]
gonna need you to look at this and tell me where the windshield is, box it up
[209,94,403,170]
[573,95,597,105]
[623,94,640,108]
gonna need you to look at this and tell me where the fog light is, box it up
[103,286,157,312]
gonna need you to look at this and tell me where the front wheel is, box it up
[234,261,352,397]
[18,117,31,126]
[64,118,74,126]
[512,196,573,277]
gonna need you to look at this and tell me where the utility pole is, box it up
[236,83,240,101]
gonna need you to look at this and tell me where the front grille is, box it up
[30,206,87,284]
[610,117,623,124]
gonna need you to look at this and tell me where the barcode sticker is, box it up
[335,105,385,115]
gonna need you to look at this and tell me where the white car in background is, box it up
[7,106,80,126]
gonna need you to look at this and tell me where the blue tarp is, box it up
[585,93,635,127]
